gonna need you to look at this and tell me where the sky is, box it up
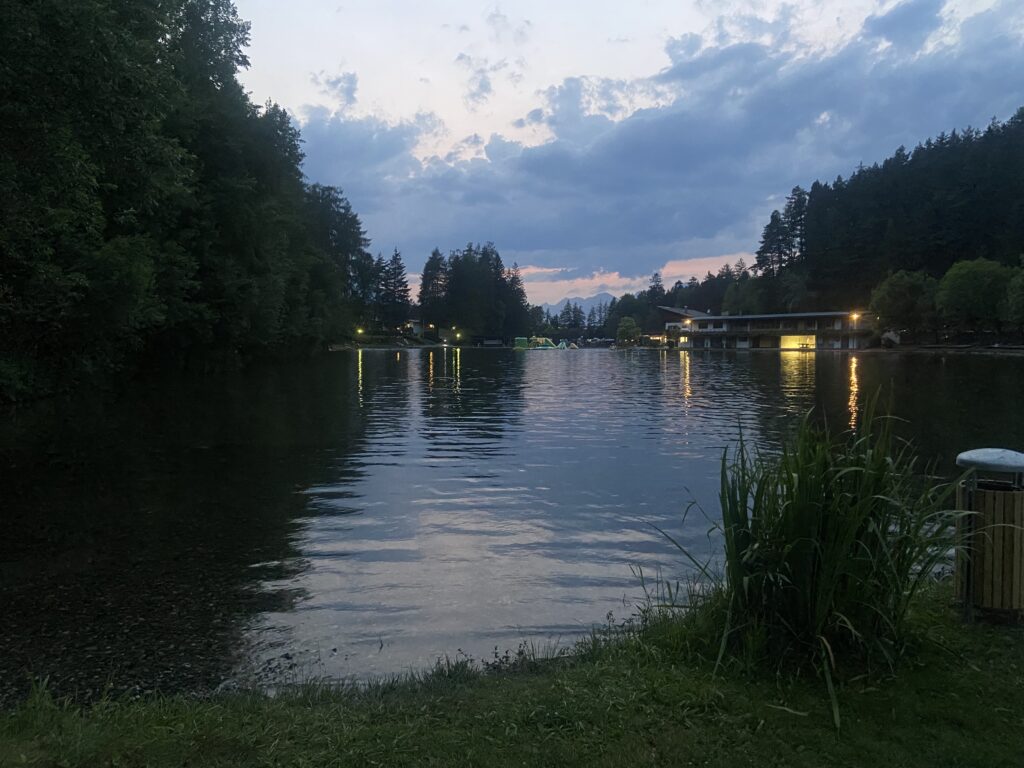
[234,0,1024,304]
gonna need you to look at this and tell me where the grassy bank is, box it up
[1,585,1022,767]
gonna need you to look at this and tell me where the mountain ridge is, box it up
[539,292,616,314]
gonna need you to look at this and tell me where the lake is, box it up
[2,348,1022,702]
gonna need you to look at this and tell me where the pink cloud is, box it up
[516,265,571,277]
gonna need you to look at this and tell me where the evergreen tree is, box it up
[370,253,387,326]
[501,263,531,337]
[647,272,666,305]
[782,186,808,262]
[558,302,574,328]
[570,302,586,328]
[415,243,531,337]
[418,249,448,331]
[379,249,410,329]
[754,210,791,276]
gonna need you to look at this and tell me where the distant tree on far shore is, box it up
[870,271,938,340]
[936,259,1012,333]
[1005,269,1024,337]
[616,317,641,346]
[378,249,411,330]
[414,243,531,337]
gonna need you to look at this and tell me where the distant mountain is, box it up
[540,292,616,315]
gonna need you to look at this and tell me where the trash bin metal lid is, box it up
[955,448,1024,474]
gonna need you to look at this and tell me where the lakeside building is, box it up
[659,307,871,350]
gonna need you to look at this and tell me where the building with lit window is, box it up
[664,309,871,350]
[658,306,708,348]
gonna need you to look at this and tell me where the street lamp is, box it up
[850,313,860,330]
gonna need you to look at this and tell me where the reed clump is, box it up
[668,397,963,726]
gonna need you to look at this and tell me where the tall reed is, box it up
[674,395,962,726]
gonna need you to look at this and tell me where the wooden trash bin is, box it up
[955,449,1024,623]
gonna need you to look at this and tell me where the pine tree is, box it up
[418,248,448,330]
[782,186,808,262]
[755,210,791,277]
[567,302,582,328]
[647,272,666,305]
[377,249,410,329]
[558,302,573,327]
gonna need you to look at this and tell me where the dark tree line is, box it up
[743,109,1024,313]
[870,258,1024,342]
[417,243,531,338]
[0,0,375,399]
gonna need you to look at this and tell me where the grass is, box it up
[1,584,1022,767]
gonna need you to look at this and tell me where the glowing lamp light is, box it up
[455,332,462,340]
[850,313,861,321]
[356,328,364,334]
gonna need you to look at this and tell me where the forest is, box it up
[0,1,537,401]
[1,1,409,400]
[581,109,1024,338]
[730,110,1024,321]
[418,244,531,339]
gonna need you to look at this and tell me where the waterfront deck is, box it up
[665,310,871,350]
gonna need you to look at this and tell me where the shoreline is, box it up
[332,343,1024,356]
[3,584,1022,766]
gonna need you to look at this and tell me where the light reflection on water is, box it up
[849,355,860,430]
[3,348,1024,700]
[236,348,1021,683]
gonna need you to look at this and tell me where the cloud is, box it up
[444,133,486,163]
[297,0,1024,303]
[485,8,532,45]
[863,0,946,50]
[517,265,571,277]
[484,133,523,162]
[311,70,358,108]
[455,53,512,106]
[297,105,433,210]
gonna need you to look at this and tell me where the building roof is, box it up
[657,306,709,318]
[691,310,863,322]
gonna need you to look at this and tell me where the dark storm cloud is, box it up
[298,0,1024,277]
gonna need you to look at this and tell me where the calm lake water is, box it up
[2,349,1023,702]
